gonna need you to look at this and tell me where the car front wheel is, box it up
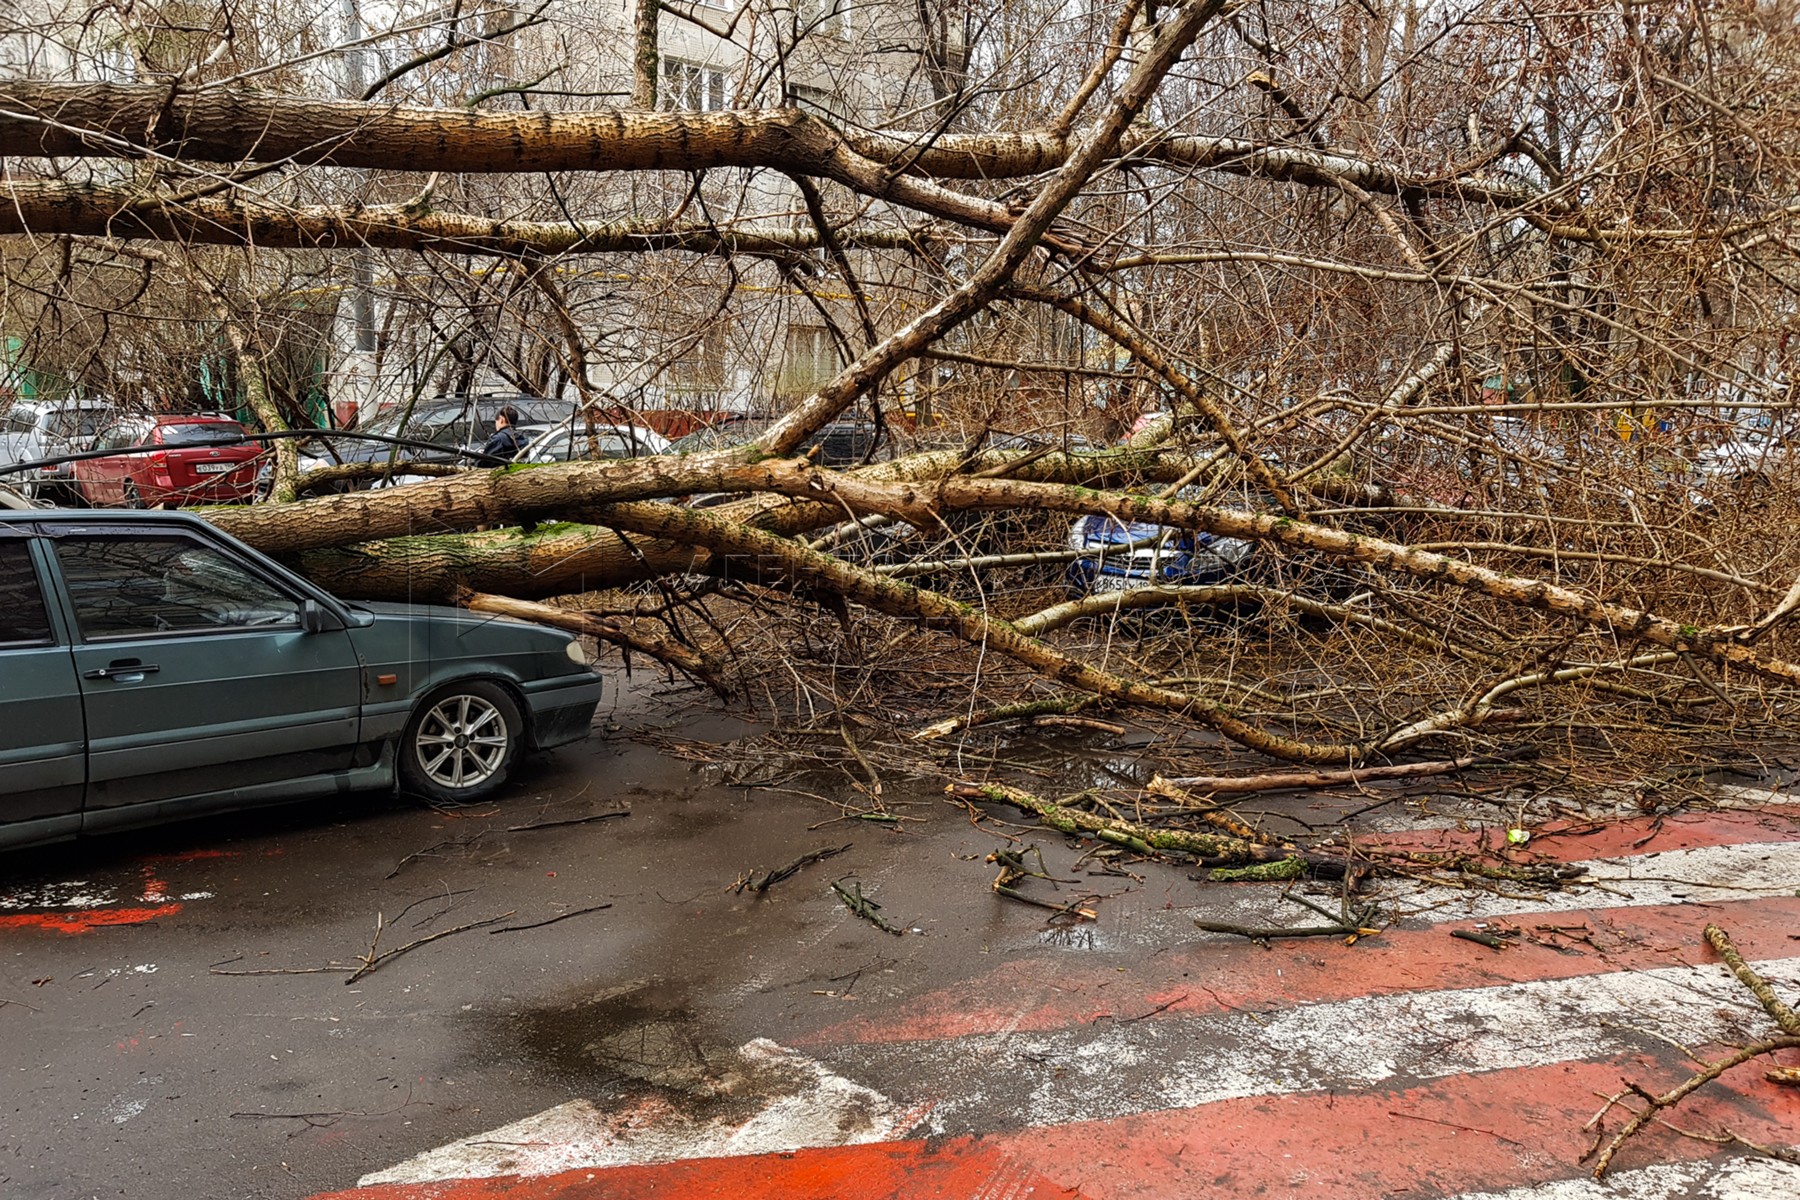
[399,681,524,803]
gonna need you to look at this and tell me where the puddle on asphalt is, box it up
[497,976,891,1129]
[507,978,730,1093]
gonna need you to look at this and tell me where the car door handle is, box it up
[83,661,160,681]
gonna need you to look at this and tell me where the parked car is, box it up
[1064,502,1257,596]
[0,508,604,851]
[519,422,671,464]
[72,414,262,508]
[1693,427,1798,482]
[296,394,578,481]
[668,416,890,507]
[668,416,889,465]
[0,397,113,503]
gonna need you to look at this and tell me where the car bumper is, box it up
[148,481,259,505]
[522,674,604,748]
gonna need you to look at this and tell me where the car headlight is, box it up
[564,639,590,665]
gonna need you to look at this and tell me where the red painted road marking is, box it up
[0,903,184,934]
[0,854,230,934]
[309,1051,1796,1200]
[312,1137,1078,1200]
[1343,807,1800,861]
[803,894,1800,1047]
[1000,1053,1800,1200]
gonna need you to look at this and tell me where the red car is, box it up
[74,415,262,508]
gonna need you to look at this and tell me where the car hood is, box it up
[352,599,563,638]
[344,601,587,687]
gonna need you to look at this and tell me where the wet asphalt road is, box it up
[0,668,1025,1200]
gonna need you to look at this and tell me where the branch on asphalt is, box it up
[1585,923,1800,1177]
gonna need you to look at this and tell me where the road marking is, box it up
[321,1137,1073,1200]
[313,823,1800,1199]
[357,1039,927,1187]
[979,836,1800,957]
[998,1055,1799,1199]
[829,956,1800,1134]
[0,855,229,934]
[1346,807,1800,861]
[1441,1156,1800,1200]
[807,893,1800,1048]
[340,955,1800,1195]
[1365,785,1799,833]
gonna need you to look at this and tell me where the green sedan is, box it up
[0,509,603,851]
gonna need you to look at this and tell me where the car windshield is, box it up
[46,410,108,441]
[158,422,248,446]
[498,399,576,425]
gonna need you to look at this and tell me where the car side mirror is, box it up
[298,598,336,634]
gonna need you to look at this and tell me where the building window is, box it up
[791,83,848,123]
[670,325,727,393]
[797,0,849,38]
[662,59,728,112]
[779,324,842,396]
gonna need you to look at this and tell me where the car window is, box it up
[413,411,473,447]
[0,540,53,647]
[47,410,108,441]
[813,425,882,465]
[515,400,575,424]
[531,432,573,462]
[54,534,300,639]
[156,422,248,446]
[0,414,35,436]
[670,419,768,454]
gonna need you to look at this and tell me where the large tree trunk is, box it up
[0,82,1546,205]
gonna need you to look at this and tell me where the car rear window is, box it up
[0,540,53,647]
[669,419,770,454]
[46,411,108,441]
[156,422,248,446]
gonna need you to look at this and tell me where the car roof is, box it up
[0,507,214,527]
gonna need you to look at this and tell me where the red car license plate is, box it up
[193,462,235,474]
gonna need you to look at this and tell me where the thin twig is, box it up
[738,844,852,894]
[506,810,630,833]
[345,913,515,984]
[489,904,613,934]
[994,885,1098,920]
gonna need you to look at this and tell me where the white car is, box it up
[519,423,670,464]
[1694,429,1796,481]
[0,398,113,502]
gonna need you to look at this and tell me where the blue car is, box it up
[0,509,603,851]
[1064,510,1255,595]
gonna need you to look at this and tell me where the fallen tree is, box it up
[5,0,1799,784]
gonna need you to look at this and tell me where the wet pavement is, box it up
[3,667,1799,1199]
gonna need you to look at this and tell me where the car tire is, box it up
[398,680,525,804]
[123,481,148,510]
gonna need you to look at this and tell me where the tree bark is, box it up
[632,0,660,109]
[0,80,1549,206]
[0,182,931,257]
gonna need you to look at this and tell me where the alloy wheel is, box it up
[413,693,510,789]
